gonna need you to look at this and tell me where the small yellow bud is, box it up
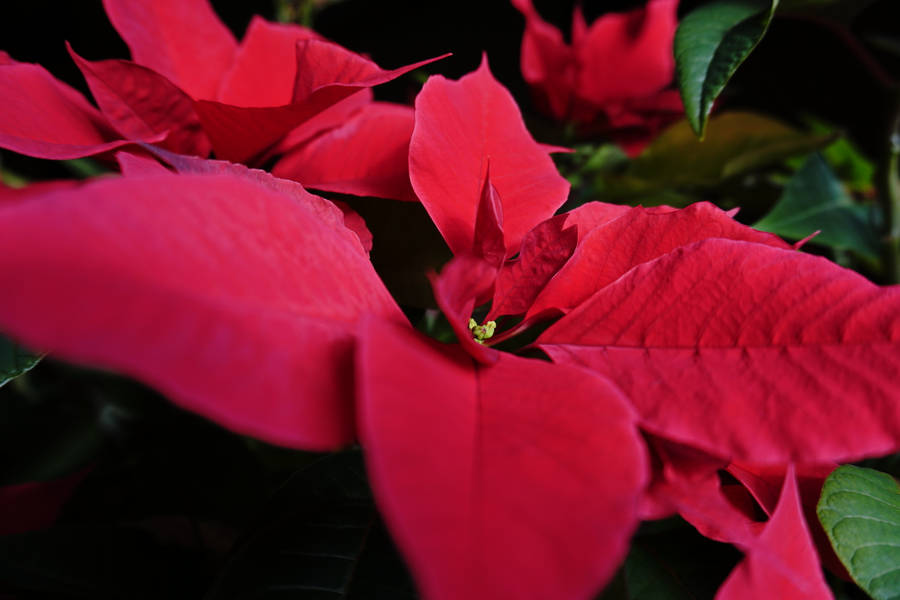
[469,319,497,343]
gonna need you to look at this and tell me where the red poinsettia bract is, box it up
[0,0,443,183]
[355,57,900,598]
[512,0,683,154]
[0,162,404,450]
[2,38,900,600]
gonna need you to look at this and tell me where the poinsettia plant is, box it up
[1,0,899,598]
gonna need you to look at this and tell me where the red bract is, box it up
[0,57,163,159]
[357,318,647,600]
[409,57,570,257]
[0,163,405,450]
[0,0,444,173]
[272,101,418,202]
[357,56,900,597]
[511,0,683,154]
[538,236,900,464]
[717,468,833,599]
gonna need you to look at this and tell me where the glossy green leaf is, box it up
[817,465,900,600]
[675,0,778,137]
[630,112,833,187]
[0,335,41,388]
[755,153,880,259]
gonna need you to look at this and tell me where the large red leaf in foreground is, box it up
[409,57,569,256]
[0,172,404,450]
[357,318,647,600]
[539,238,900,463]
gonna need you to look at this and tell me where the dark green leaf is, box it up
[817,465,900,600]
[0,335,41,388]
[675,0,778,137]
[630,112,833,188]
[63,158,109,178]
[755,153,880,259]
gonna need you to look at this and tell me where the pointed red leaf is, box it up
[0,172,403,450]
[357,318,647,600]
[272,102,417,201]
[0,59,158,159]
[409,57,569,257]
[68,44,210,156]
[528,202,790,318]
[575,0,678,106]
[292,39,435,101]
[217,16,321,107]
[102,0,237,100]
[717,467,833,600]
[727,462,849,578]
[539,238,900,464]
[487,214,577,320]
[194,41,446,163]
[472,166,506,267]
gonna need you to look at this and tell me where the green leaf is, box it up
[630,112,833,188]
[817,465,900,600]
[675,0,778,137]
[755,153,880,260]
[0,335,42,388]
[822,137,876,194]
[62,158,109,179]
